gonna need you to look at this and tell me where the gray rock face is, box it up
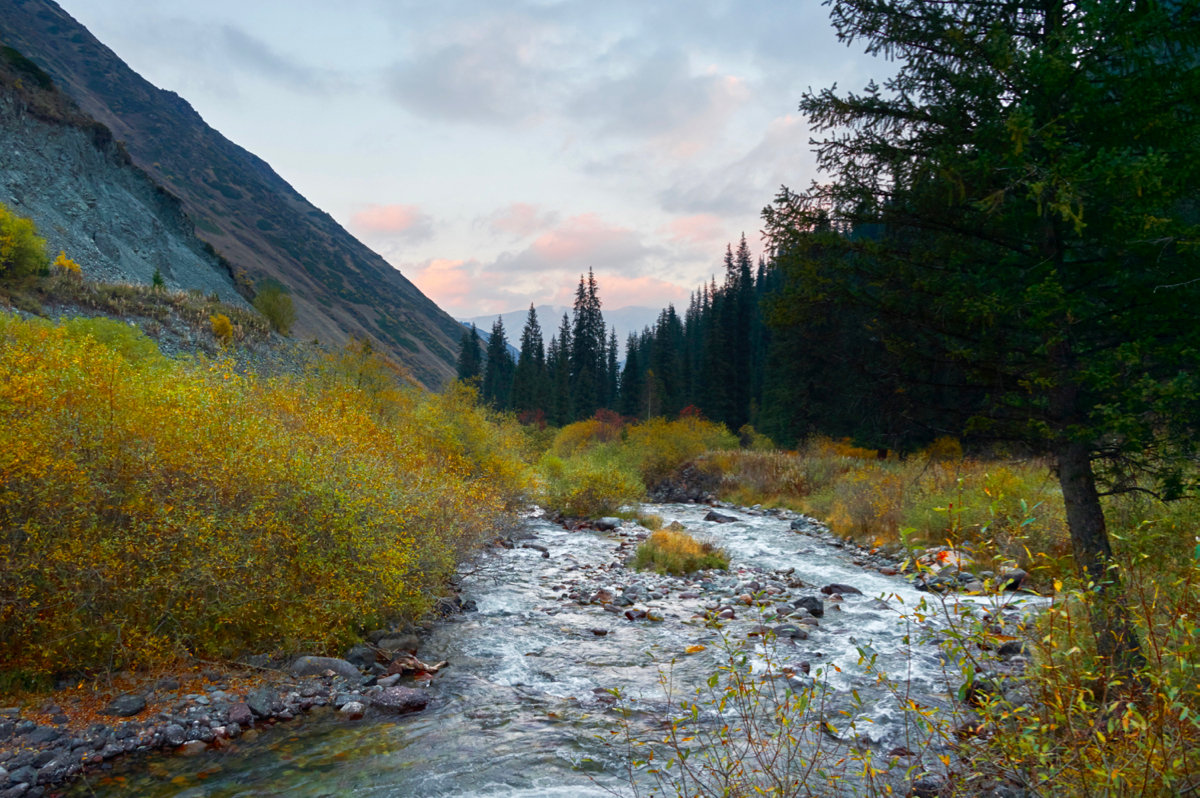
[368,687,429,715]
[289,656,361,680]
[0,97,247,305]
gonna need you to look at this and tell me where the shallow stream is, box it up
[71,504,1041,797]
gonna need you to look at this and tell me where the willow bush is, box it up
[0,313,529,684]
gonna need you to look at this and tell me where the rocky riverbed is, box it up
[0,502,1043,797]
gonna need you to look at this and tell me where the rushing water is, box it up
[72,504,1043,797]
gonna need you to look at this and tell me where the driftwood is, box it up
[386,654,448,676]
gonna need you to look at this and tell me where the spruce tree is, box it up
[569,270,606,420]
[455,324,482,383]
[481,317,515,409]
[548,313,573,426]
[765,0,1200,672]
[511,304,548,420]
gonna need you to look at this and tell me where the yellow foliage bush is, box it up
[623,415,738,486]
[538,447,643,518]
[209,312,233,345]
[0,203,46,283]
[52,250,81,277]
[0,313,530,683]
[631,529,728,575]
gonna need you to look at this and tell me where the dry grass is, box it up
[631,529,729,575]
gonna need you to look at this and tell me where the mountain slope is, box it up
[0,45,247,303]
[0,0,461,386]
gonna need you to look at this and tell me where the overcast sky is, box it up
[57,1,881,318]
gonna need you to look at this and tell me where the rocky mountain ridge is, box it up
[0,0,463,386]
[0,45,246,305]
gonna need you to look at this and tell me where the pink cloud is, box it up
[488,203,559,238]
[410,257,473,307]
[662,213,725,246]
[351,203,434,241]
[527,213,648,267]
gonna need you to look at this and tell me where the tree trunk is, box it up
[1055,438,1145,677]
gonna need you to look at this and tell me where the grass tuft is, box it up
[631,529,728,575]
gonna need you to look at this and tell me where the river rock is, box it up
[998,640,1028,659]
[246,686,278,718]
[376,635,420,656]
[338,701,365,719]
[520,541,550,557]
[101,694,146,717]
[226,702,253,727]
[24,726,61,744]
[820,583,863,596]
[999,568,1028,591]
[704,510,738,524]
[162,724,187,747]
[178,740,208,756]
[369,687,429,714]
[773,624,809,640]
[793,596,825,617]
[344,644,377,671]
[290,656,361,680]
[594,517,622,531]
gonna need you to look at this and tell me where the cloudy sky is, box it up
[57,1,881,318]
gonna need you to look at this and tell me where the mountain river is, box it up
[69,503,1044,797]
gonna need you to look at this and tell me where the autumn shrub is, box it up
[707,450,816,508]
[0,202,46,283]
[252,278,296,334]
[538,445,644,518]
[0,313,529,684]
[631,529,728,575]
[209,312,234,345]
[550,412,625,458]
[936,555,1200,797]
[622,415,738,486]
[51,250,81,277]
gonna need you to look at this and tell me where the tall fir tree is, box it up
[481,317,515,409]
[511,304,549,421]
[455,324,482,383]
[547,313,573,426]
[764,0,1200,672]
[569,269,606,420]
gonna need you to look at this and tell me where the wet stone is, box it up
[369,687,429,715]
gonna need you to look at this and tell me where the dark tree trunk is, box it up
[1055,438,1145,676]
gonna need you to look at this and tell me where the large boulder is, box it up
[290,656,361,680]
[704,510,738,524]
[101,693,146,717]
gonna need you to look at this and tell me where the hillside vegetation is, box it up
[0,312,528,688]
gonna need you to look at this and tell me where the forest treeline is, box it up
[457,234,952,453]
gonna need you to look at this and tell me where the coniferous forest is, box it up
[459,234,951,453]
